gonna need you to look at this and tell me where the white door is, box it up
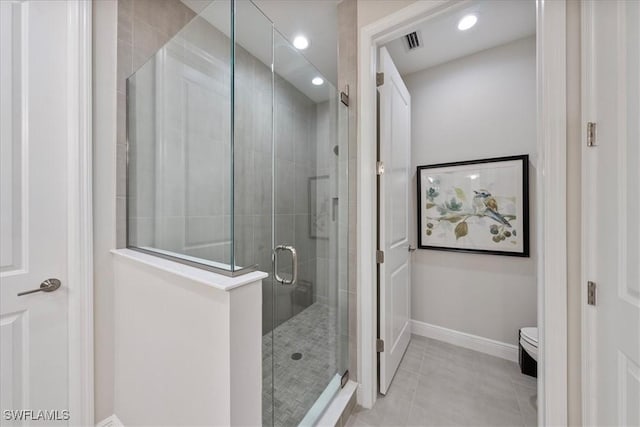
[1,1,70,424]
[583,1,640,425]
[378,47,412,395]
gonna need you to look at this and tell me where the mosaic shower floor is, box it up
[262,302,342,426]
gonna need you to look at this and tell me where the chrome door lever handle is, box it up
[17,278,61,296]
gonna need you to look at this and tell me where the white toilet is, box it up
[519,327,538,378]
[520,327,538,362]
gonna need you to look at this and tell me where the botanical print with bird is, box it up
[424,183,518,245]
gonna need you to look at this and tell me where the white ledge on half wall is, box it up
[111,248,268,292]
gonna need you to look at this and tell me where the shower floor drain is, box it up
[291,352,303,360]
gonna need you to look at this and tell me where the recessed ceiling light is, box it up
[457,14,477,31]
[312,77,324,86]
[293,35,309,50]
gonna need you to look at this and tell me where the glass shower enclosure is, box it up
[126,1,349,425]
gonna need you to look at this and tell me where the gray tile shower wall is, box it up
[271,76,330,332]
[116,0,196,247]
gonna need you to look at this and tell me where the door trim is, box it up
[357,1,569,424]
[66,1,94,425]
[580,3,596,424]
[536,3,568,423]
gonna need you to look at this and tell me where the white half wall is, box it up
[405,36,537,347]
[112,249,265,426]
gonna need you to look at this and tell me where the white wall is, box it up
[112,249,264,426]
[405,36,537,346]
[92,0,117,421]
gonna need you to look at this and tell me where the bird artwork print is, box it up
[472,190,512,227]
[423,183,517,244]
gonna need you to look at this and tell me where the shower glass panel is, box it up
[232,1,273,271]
[127,0,348,423]
[127,0,241,273]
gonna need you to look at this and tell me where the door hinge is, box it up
[376,250,384,264]
[340,91,349,106]
[376,72,384,87]
[587,122,597,147]
[587,281,597,305]
[376,161,385,175]
[376,339,385,352]
[340,370,350,388]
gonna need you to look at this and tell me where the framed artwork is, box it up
[417,155,529,257]
[309,175,330,239]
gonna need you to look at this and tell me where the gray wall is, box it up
[405,37,537,346]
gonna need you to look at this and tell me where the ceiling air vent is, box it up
[404,31,421,50]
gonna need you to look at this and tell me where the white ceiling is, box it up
[383,0,536,76]
[180,0,338,103]
[253,0,338,86]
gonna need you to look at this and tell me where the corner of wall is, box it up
[92,0,118,422]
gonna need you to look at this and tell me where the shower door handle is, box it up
[273,245,298,285]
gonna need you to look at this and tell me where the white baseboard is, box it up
[411,320,519,362]
[96,414,123,427]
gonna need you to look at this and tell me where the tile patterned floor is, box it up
[262,302,341,426]
[347,335,538,427]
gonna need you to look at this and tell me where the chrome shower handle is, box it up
[273,245,298,285]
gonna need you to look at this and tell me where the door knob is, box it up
[17,278,61,296]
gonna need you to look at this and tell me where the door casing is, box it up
[27,1,95,424]
[357,1,569,425]
[67,2,94,425]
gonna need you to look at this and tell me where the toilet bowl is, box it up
[520,327,538,361]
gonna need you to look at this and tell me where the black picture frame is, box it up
[416,154,530,257]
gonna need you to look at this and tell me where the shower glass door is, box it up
[264,26,349,427]
[233,1,349,424]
